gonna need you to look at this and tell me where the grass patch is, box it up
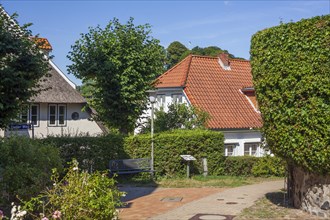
[238,192,289,219]
[117,174,283,188]
[237,191,321,220]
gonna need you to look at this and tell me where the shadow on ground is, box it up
[115,174,160,206]
[265,191,291,208]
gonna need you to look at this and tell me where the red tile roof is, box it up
[155,55,263,129]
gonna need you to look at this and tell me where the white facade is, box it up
[1,103,103,138]
[139,88,264,157]
[223,130,264,157]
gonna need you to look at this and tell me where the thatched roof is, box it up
[31,61,86,103]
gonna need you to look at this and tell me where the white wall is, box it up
[223,130,264,157]
[1,103,103,138]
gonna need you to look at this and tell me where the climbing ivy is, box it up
[250,15,330,174]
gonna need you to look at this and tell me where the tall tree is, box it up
[0,8,49,128]
[68,18,165,134]
[166,41,188,69]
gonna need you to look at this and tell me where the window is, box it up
[48,104,67,126]
[172,94,183,104]
[156,94,165,109]
[19,108,28,123]
[224,144,236,156]
[244,143,259,156]
[49,105,57,126]
[17,105,39,126]
[30,105,39,126]
[58,105,66,125]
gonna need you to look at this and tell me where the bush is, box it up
[0,136,62,206]
[220,156,285,177]
[41,134,126,172]
[23,160,123,220]
[251,15,330,174]
[222,156,259,176]
[252,155,286,177]
[124,129,225,177]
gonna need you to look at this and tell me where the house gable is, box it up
[154,54,263,130]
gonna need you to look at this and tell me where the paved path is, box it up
[119,180,284,220]
[150,180,284,220]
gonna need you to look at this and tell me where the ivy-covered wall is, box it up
[250,15,330,174]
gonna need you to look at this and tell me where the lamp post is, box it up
[147,90,156,177]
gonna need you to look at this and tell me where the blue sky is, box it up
[1,1,329,85]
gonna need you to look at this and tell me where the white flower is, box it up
[73,167,78,171]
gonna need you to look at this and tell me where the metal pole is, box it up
[187,161,190,178]
[151,101,154,177]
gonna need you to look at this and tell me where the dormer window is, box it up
[218,53,231,70]
[241,87,259,112]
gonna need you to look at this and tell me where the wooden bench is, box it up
[109,158,154,175]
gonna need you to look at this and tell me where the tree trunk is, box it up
[288,163,330,218]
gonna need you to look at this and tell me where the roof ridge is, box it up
[182,55,193,87]
[191,54,249,62]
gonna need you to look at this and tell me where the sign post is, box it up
[180,155,196,178]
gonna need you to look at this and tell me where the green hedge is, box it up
[250,15,330,174]
[41,134,126,172]
[220,156,285,177]
[251,155,286,177]
[0,136,62,206]
[124,129,225,177]
[222,156,259,176]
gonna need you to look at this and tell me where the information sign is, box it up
[180,155,196,161]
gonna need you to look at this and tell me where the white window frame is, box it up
[224,144,237,156]
[58,104,66,126]
[48,104,67,127]
[30,104,40,127]
[244,143,260,156]
[156,94,166,109]
[172,93,183,104]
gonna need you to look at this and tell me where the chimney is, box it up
[31,37,53,58]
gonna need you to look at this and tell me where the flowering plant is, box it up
[22,160,123,219]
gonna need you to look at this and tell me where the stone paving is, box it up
[119,186,225,220]
[118,180,284,220]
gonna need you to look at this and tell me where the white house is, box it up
[0,38,105,138]
[142,53,265,156]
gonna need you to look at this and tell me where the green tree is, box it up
[173,44,244,66]
[166,41,189,69]
[0,8,49,128]
[68,17,165,134]
[250,15,330,173]
[142,103,209,133]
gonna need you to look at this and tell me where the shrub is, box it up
[222,156,259,176]
[251,15,330,174]
[0,136,62,206]
[23,160,123,220]
[252,155,286,177]
[124,129,225,177]
[41,134,126,172]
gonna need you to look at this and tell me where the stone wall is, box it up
[288,165,330,218]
